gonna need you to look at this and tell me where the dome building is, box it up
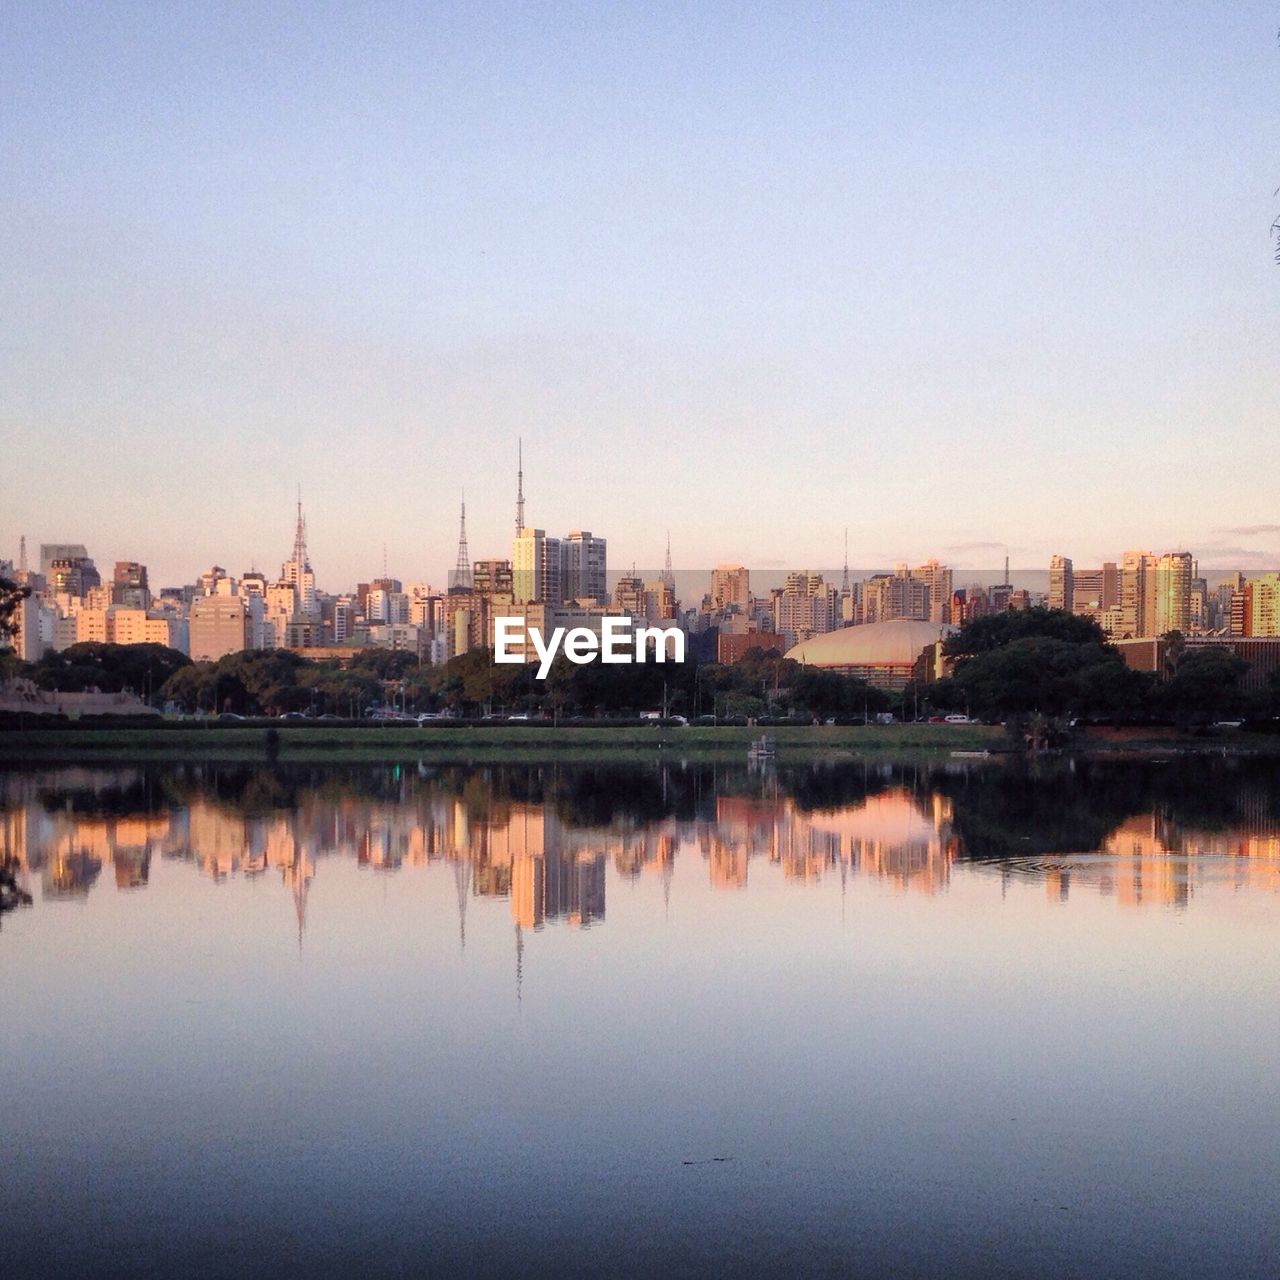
[785,618,956,690]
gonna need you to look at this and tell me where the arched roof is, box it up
[785,618,956,667]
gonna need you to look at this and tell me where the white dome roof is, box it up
[785,619,955,667]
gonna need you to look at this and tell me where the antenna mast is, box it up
[515,438,525,535]
[452,493,473,590]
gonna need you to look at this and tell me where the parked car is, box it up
[217,711,246,721]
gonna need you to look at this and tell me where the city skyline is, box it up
[5,4,1279,585]
[5,483,1277,599]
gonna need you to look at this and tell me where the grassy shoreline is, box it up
[0,721,1273,764]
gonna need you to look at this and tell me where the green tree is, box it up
[0,576,31,650]
[952,636,1138,719]
[1157,647,1248,727]
[944,607,1105,660]
[35,642,190,698]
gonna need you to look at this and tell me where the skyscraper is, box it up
[562,531,607,603]
[512,528,562,605]
[1048,555,1074,612]
[1153,552,1193,636]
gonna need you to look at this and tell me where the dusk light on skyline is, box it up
[6,8,1280,1279]
[4,3,1279,587]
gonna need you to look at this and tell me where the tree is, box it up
[944,607,1105,660]
[35,642,190,697]
[0,576,30,650]
[952,636,1140,720]
[1157,647,1248,727]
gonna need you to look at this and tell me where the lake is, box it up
[3,756,1278,1278]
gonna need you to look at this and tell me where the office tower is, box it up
[512,528,562,605]
[913,559,954,623]
[1070,563,1119,617]
[1048,555,1074,612]
[1243,573,1280,636]
[663,532,675,592]
[1153,552,1193,635]
[1120,551,1159,638]
[562,531,607,603]
[189,596,253,662]
[40,543,94,580]
[111,561,150,609]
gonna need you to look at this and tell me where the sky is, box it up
[3,1,1278,589]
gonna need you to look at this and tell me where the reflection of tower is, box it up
[451,494,473,591]
[514,922,524,1006]
[515,438,525,535]
[280,842,313,953]
[453,856,470,952]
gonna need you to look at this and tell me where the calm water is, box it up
[3,756,1279,1279]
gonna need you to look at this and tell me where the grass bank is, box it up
[0,720,1274,765]
[0,721,1003,763]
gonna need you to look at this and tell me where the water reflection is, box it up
[3,757,1279,937]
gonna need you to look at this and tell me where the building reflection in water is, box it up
[2,762,1279,938]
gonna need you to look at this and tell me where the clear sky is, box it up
[3,1,1277,588]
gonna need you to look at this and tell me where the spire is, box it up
[291,485,309,570]
[515,437,525,536]
[663,530,674,589]
[453,857,470,953]
[841,528,850,594]
[452,492,473,590]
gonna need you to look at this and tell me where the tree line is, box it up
[3,606,1277,727]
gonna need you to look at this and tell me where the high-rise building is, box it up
[1153,552,1193,636]
[512,528,563,605]
[1071,563,1119,618]
[774,571,839,646]
[710,565,750,611]
[643,579,678,622]
[913,559,954,623]
[860,567,928,624]
[562,531,607,603]
[190,596,253,662]
[1243,572,1280,637]
[612,574,645,618]
[112,561,150,609]
[1120,551,1159,638]
[1048,555,1074,612]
